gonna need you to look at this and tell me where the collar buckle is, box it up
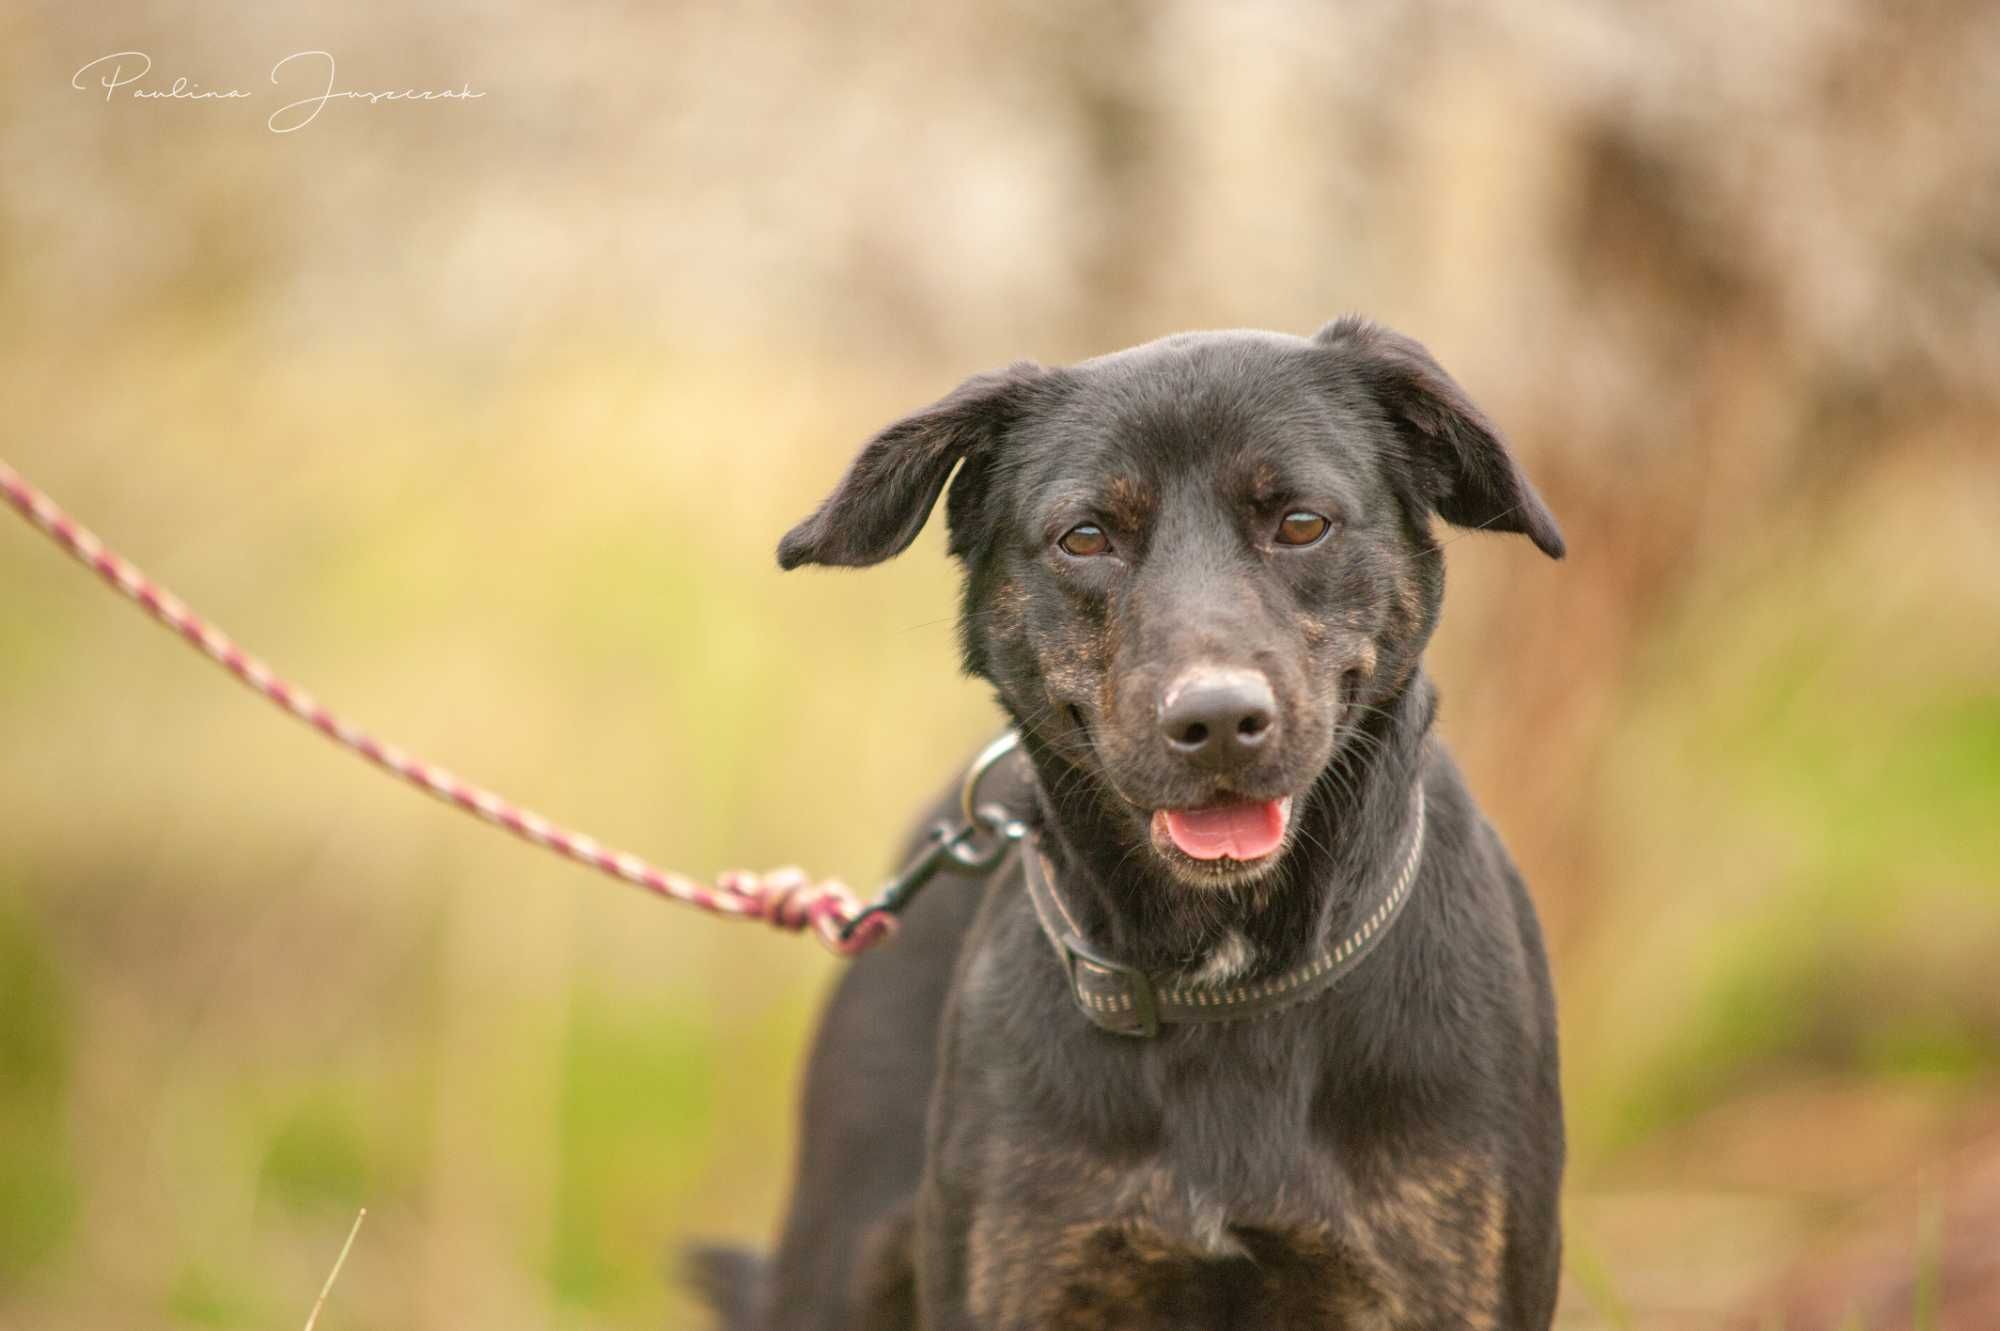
[1059,931,1161,1039]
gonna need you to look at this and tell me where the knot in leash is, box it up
[0,458,1019,958]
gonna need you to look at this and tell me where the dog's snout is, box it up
[1158,669,1278,770]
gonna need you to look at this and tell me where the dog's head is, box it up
[780,318,1562,888]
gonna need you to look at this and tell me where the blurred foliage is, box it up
[0,894,76,1285]
[1,1,1997,1328]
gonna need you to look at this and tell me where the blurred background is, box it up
[2,1,1996,1327]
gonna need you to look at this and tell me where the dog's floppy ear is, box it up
[778,362,1048,570]
[1315,316,1565,559]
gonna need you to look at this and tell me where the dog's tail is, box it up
[681,1244,768,1331]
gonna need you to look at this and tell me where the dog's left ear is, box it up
[1315,317,1565,559]
[778,361,1049,570]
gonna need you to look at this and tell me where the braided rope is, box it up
[0,459,895,955]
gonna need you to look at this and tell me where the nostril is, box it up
[1180,721,1209,747]
[1237,711,1270,738]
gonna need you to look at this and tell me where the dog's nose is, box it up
[1158,669,1278,770]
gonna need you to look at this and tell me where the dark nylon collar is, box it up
[1023,784,1427,1038]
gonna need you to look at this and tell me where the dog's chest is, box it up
[948,909,1511,1326]
[961,1101,1508,1330]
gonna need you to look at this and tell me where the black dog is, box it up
[694,318,1566,1329]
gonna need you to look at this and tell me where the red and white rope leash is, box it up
[0,459,896,955]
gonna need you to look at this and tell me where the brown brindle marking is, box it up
[1103,475,1157,532]
[1391,569,1424,641]
[1381,567,1427,688]
[1038,616,1109,701]
[986,575,1028,639]
[1355,1153,1509,1331]
[1351,636,1380,682]
[1245,458,1281,506]
[958,1145,1508,1329]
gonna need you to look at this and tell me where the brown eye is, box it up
[1058,523,1111,557]
[1275,512,1332,546]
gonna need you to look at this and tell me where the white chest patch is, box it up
[1186,929,1257,985]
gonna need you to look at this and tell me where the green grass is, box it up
[1564,1230,1636,1330]
[164,1262,269,1328]
[548,997,720,1313]
[1592,646,2000,1152]
[0,893,75,1287]
[258,1095,372,1217]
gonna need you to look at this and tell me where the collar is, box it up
[1022,783,1427,1038]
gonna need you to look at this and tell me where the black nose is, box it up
[1158,669,1278,770]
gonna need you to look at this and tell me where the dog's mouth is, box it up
[1062,701,1302,884]
[1148,796,1294,881]
[1154,798,1291,860]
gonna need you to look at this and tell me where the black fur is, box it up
[701,320,1566,1329]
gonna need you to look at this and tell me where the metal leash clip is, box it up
[839,731,1028,942]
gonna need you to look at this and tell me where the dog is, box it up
[692,317,1567,1329]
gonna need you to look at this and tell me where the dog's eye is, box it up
[1275,512,1332,547]
[1058,524,1112,557]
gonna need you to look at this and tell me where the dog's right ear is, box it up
[778,362,1048,570]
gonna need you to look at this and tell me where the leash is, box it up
[0,459,1018,956]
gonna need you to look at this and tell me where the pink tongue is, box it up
[1161,800,1288,861]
